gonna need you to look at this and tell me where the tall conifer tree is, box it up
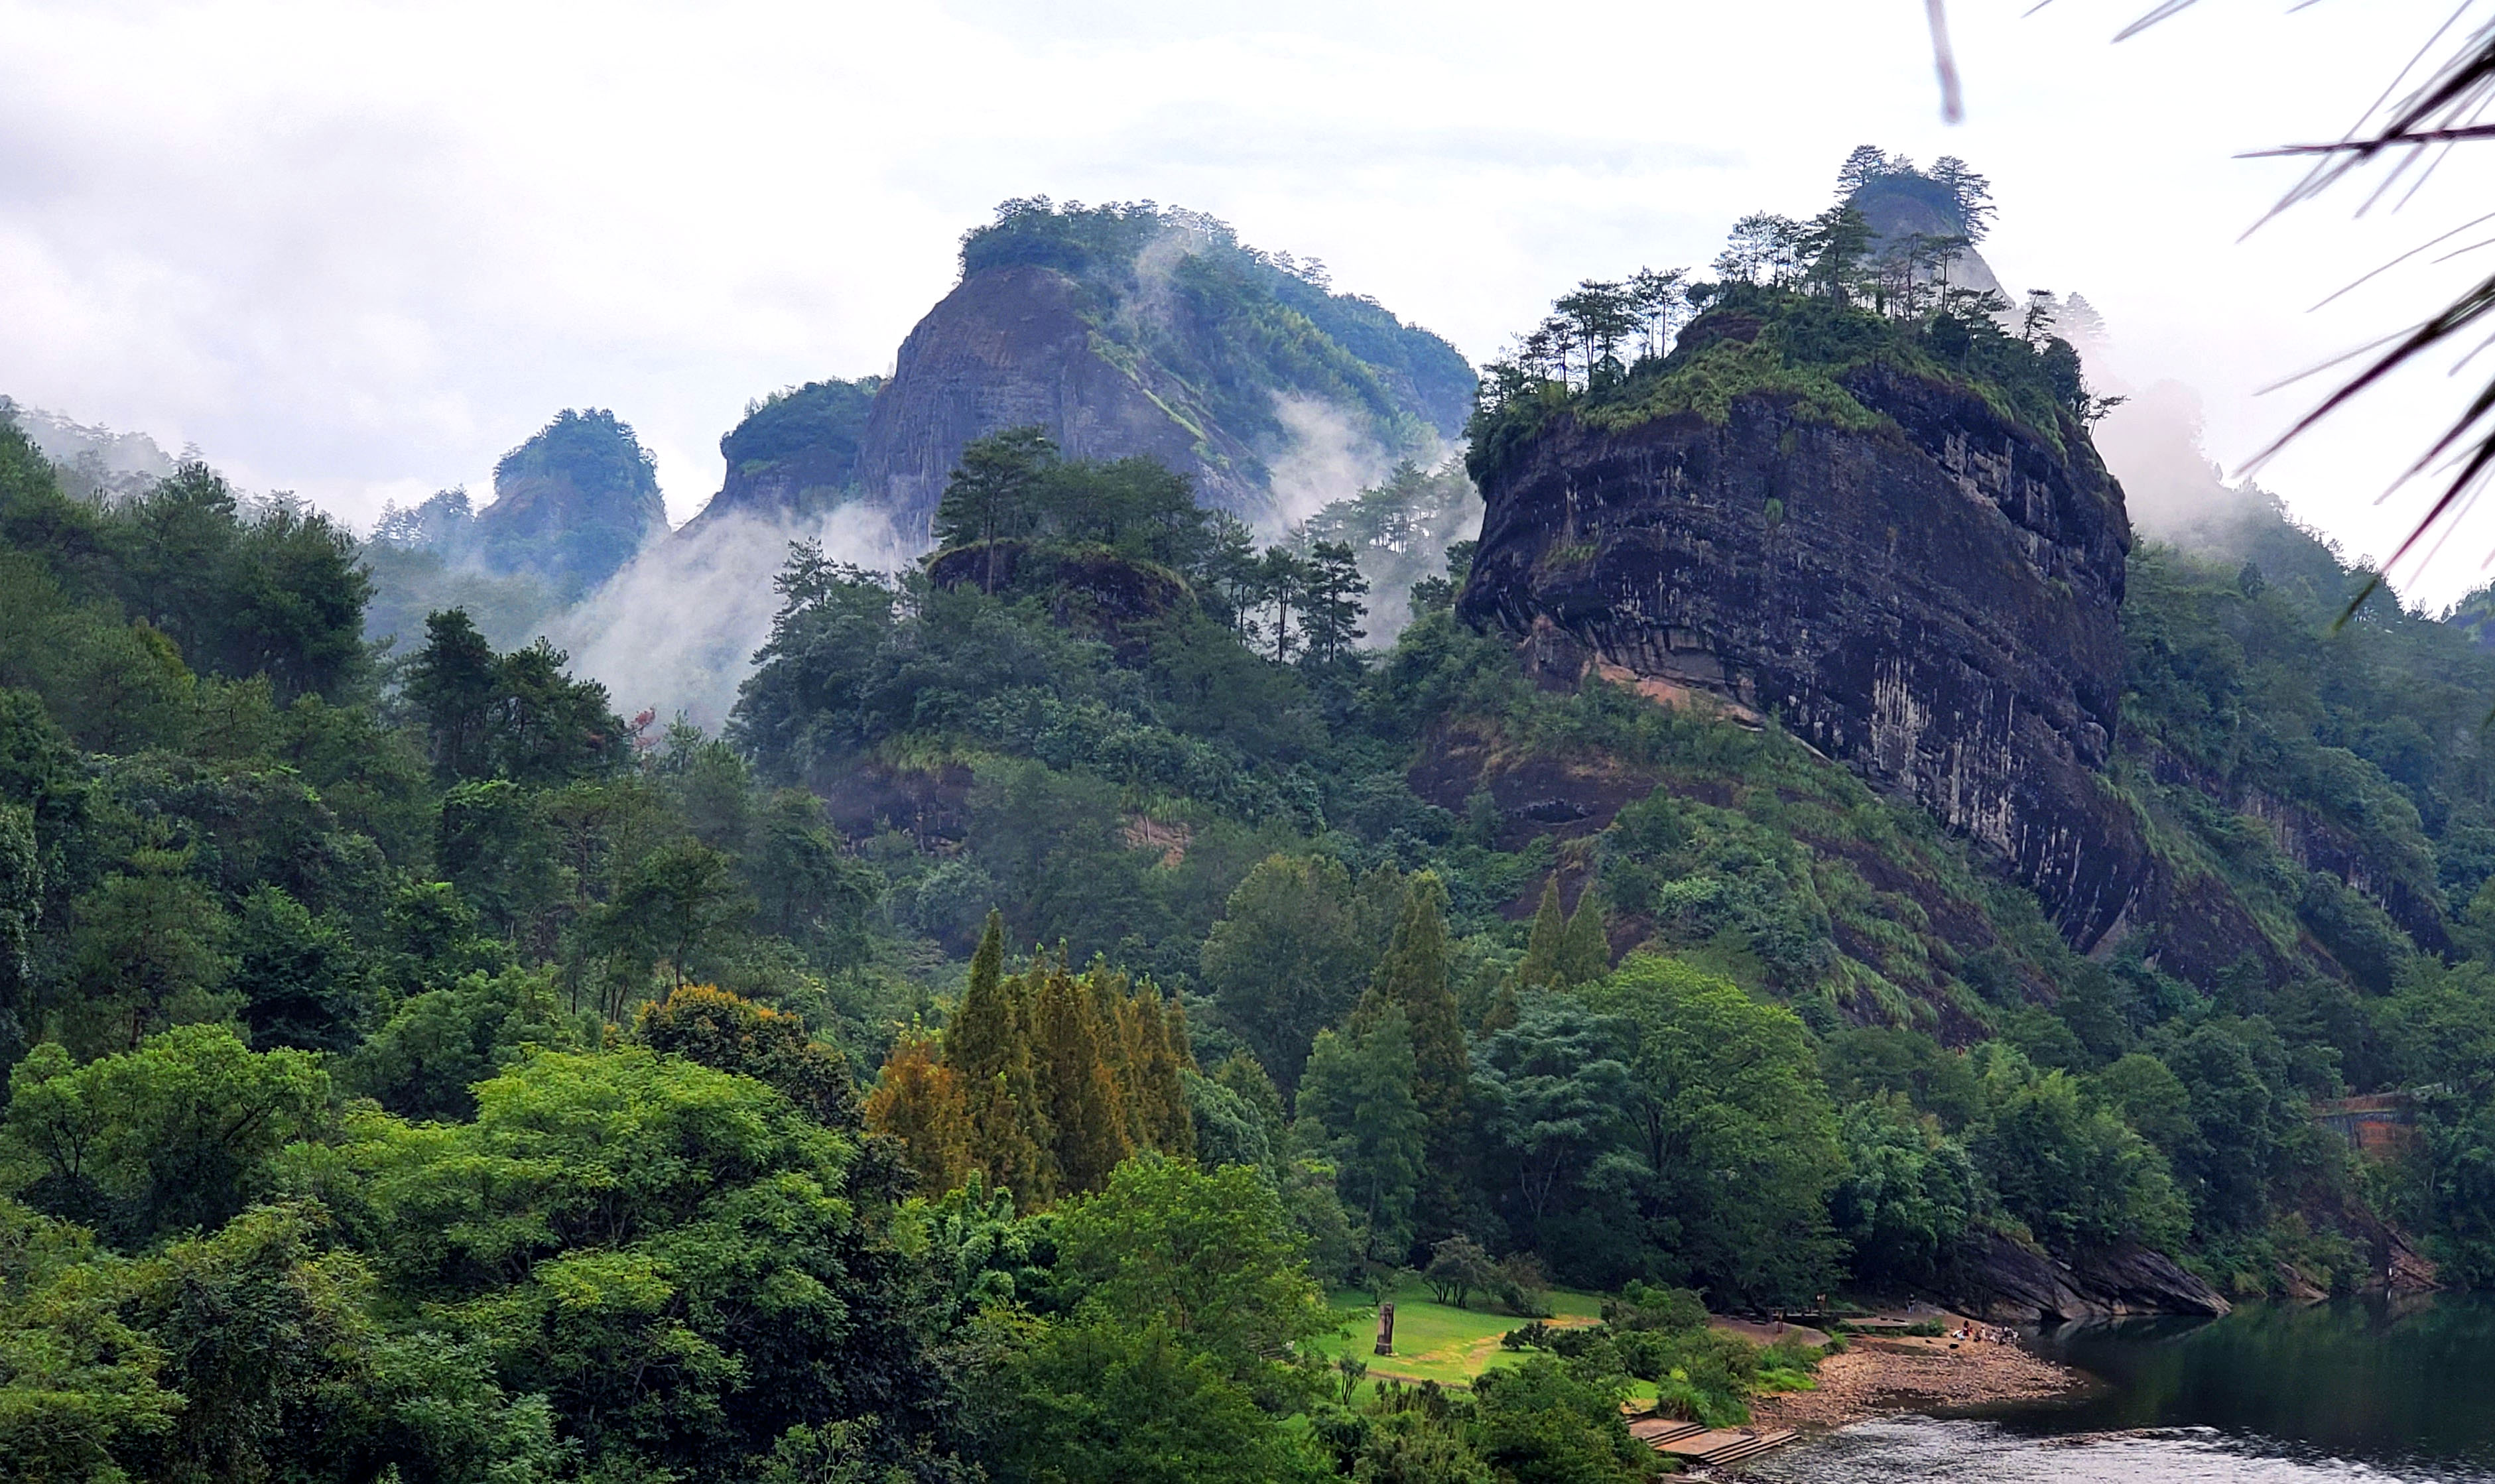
[1557,889,1610,987]
[863,1023,970,1194]
[1513,877,1567,992]
[1033,957,1132,1195]
[1354,872,1467,1146]
[944,911,1052,1204]
[1135,992,1195,1157]
[1481,979,1522,1034]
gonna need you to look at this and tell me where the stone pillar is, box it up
[1374,1302,1395,1356]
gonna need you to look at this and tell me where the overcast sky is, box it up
[5,1,2493,601]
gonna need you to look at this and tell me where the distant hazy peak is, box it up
[473,407,669,597]
[0,393,182,503]
[1843,164,2004,299]
[818,197,1477,542]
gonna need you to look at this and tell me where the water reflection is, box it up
[1751,1296,2495,1481]
[2010,1294,2495,1471]
[1746,1418,2456,1484]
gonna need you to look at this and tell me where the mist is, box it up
[551,499,913,732]
[0,395,179,504]
[1263,392,1403,536]
[2036,294,2318,576]
[2091,379,2282,558]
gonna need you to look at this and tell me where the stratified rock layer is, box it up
[1459,360,2151,950]
[851,264,1267,541]
[1948,1233,2230,1322]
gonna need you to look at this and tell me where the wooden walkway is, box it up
[1629,1416,1798,1466]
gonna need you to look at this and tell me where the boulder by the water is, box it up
[1947,1233,2230,1322]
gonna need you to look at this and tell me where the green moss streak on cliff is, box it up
[1577,332,1887,436]
[1469,287,2087,487]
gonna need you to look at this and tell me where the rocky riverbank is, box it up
[1750,1334,2085,1430]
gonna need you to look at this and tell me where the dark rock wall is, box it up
[476,471,668,598]
[1459,369,2151,951]
[850,264,1265,541]
[1947,1233,2230,1322]
[686,377,881,534]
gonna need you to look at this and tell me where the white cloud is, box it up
[0,0,2488,600]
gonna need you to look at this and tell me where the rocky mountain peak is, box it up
[476,408,668,596]
[691,199,1476,541]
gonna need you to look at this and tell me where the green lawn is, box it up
[1311,1278,1610,1391]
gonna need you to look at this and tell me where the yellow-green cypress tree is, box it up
[1033,958,1131,1196]
[863,1022,970,1194]
[1134,988,1195,1158]
[944,911,1052,1204]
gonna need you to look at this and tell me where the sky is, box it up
[5,0,2495,603]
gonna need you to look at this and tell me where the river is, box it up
[1746,1295,2495,1482]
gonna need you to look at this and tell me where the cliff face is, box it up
[1460,347,2151,951]
[818,200,1474,543]
[851,264,1268,541]
[686,377,880,533]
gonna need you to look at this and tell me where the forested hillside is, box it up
[13,159,2495,1482]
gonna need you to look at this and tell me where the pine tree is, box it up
[931,426,1055,584]
[864,1023,970,1194]
[1513,877,1567,992]
[1557,889,1611,987]
[1835,143,1894,196]
[1927,155,1998,243]
[1297,540,1368,662]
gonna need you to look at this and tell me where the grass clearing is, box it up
[1311,1278,1606,1390]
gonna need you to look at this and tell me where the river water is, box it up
[1746,1296,2495,1482]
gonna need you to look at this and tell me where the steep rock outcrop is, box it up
[836,200,1474,543]
[1459,355,2152,950]
[477,408,669,597]
[1947,1233,2230,1322]
[686,377,881,533]
[1848,171,2006,298]
[853,264,1268,540]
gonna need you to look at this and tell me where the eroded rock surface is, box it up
[1949,1233,2230,1322]
[1460,362,2152,950]
[852,264,1267,540]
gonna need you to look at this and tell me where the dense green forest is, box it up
[14,156,2495,1483]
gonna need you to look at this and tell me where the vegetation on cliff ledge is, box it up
[1467,152,2115,488]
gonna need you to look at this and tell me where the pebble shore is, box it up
[1748,1335,2084,1429]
